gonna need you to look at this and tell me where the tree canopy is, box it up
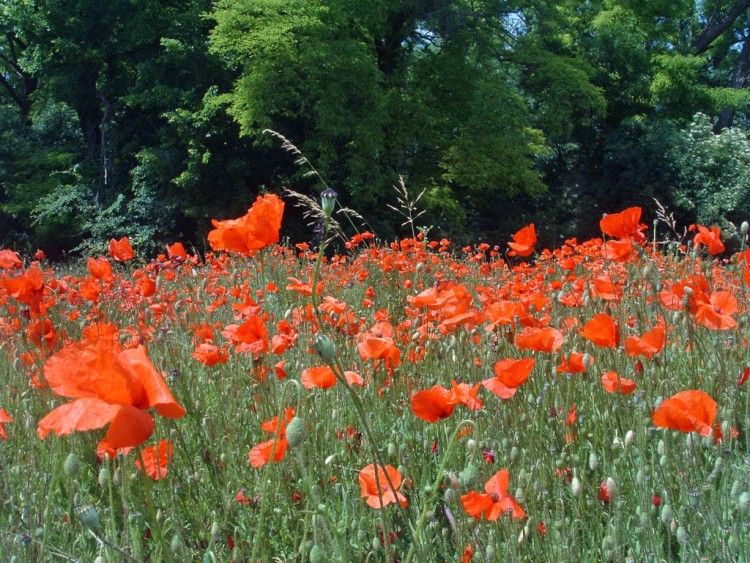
[2,0,750,255]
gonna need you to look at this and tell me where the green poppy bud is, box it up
[286,417,307,449]
[312,333,336,364]
[64,453,81,478]
[320,188,337,218]
[76,505,100,533]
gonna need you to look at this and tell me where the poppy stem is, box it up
[404,419,475,563]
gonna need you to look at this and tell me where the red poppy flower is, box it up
[598,481,610,503]
[600,207,645,241]
[135,440,174,480]
[208,194,285,254]
[358,464,407,509]
[108,237,135,261]
[624,324,666,358]
[1,264,45,315]
[556,352,592,374]
[482,358,535,399]
[652,390,717,436]
[302,366,337,389]
[357,333,401,370]
[691,224,725,255]
[87,257,114,282]
[0,408,12,440]
[166,242,188,261]
[248,408,295,468]
[411,381,482,422]
[461,469,525,520]
[601,371,636,394]
[0,249,22,269]
[580,313,619,348]
[37,337,186,449]
[508,224,537,257]
[694,291,738,330]
[515,326,563,352]
[192,343,228,366]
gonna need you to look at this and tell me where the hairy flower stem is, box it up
[404,420,475,563]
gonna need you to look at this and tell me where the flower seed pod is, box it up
[738,492,750,514]
[320,188,337,218]
[63,453,81,478]
[286,417,307,449]
[98,467,111,488]
[660,504,673,524]
[76,505,100,533]
[312,333,336,363]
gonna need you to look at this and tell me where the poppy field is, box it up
[1,195,750,561]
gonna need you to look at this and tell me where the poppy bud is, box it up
[320,188,337,218]
[459,463,478,489]
[588,452,599,471]
[312,333,336,364]
[211,522,221,542]
[98,467,111,488]
[731,480,742,499]
[624,430,635,447]
[76,505,100,533]
[742,221,749,235]
[170,534,184,554]
[660,504,673,524]
[64,453,81,478]
[606,477,618,499]
[286,416,307,449]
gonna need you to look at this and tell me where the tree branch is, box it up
[693,0,750,54]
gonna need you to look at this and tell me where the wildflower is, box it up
[0,409,12,440]
[600,207,646,241]
[135,440,174,480]
[653,390,717,436]
[482,358,535,399]
[625,324,666,358]
[208,194,285,254]
[508,224,537,257]
[108,237,135,262]
[248,408,295,468]
[690,224,725,255]
[694,291,738,330]
[515,326,563,353]
[37,335,185,450]
[601,371,636,395]
[166,242,188,261]
[411,381,482,422]
[358,464,407,509]
[580,313,619,348]
[192,343,228,366]
[461,469,525,520]
[0,249,22,269]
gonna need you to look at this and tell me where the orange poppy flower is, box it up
[625,324,665,358]
[36,337,186,450]
[603,237,634,262]
[694,291,738,330]
[108,237,135,261]
[192,342,228,366]
[166,242,188,261]
[411,381,482,422]
[87,257,115,282]
[461,469,525,520]
[601,371,636,394]
[0,408,12,440]
[515,326,563,353]
[508,224,537,257]
[357,333,401,370]
[358,464,407,509]
[1,263,45,315]
[690,224,725,255]
[249,408,295,468]
[599,207,645,241]
[222,317,269,358]
[482,358,535,399]
[302,365,337,389]
[135,439,174,480]
[556,352,592,374]
[653,390,717,436]
[208,193,285,254]
[580,313,619,348]
[0,249,22,269]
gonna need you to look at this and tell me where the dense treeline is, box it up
[2,0,750,257]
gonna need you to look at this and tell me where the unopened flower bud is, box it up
[64,453,81,478]
[312,333,336,363]
[739,492,750,514]
[588,452,599,471]
[320,188,337,218]
[571,477,581,497]
[742,221,749,235]
[286,417,307,449]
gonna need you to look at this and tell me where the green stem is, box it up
[404,419,475,563]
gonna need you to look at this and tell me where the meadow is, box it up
[1,194,749,562]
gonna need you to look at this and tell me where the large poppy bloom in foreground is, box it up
[652,390,717,436]
[358,464,407,509]
[461,468,525,520]
[37,337,186,449]
[208,193,285,254]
